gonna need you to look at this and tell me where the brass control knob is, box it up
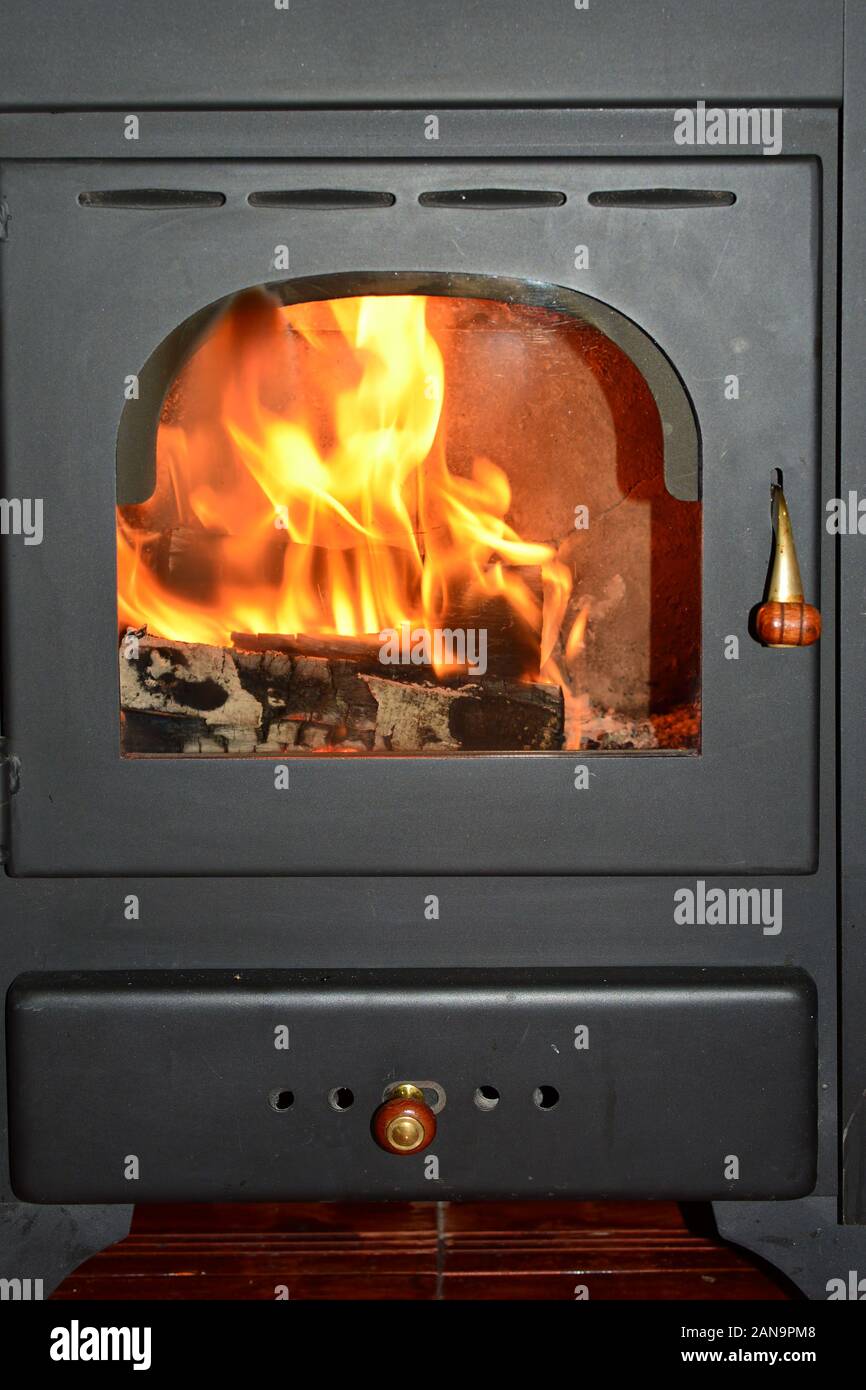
[372,1083,436,1155]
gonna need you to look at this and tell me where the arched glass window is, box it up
[117,275,700,755]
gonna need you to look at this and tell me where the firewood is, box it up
[230,567,544,683]
[232,631,383,668]
[119,633,564,754]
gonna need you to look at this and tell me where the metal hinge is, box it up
[0,740,21,865]
[0,199,9,241]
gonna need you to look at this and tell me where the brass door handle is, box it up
[755,480,821,647]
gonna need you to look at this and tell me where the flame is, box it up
[565,604,590,667]
[118,291,577,685]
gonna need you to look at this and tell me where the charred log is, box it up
[120,633,564,754]
[229,570,544,683]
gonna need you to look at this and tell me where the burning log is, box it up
[231,631,384,669]
[228,567,545,683]
[119,633,564,754]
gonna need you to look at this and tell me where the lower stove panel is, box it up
[6,968,817,1203]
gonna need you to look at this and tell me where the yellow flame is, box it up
[117,291,575,682]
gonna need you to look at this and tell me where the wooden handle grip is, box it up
[755,600,821,647]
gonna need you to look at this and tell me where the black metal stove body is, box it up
[0,0,864,1300]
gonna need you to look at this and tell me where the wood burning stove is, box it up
[0,0,864,1303]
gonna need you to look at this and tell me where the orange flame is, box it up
[565,604,590,667]
[117,291,575,682]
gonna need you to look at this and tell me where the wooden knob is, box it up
[755,600,821,648]
[372,1084,436,1155]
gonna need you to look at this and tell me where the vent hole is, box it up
[78,189,226,209]
[588,188,736,209]
[329,1086,355,1111]
[474,1085,500,1111]
[419,188,566,209]
[533,1085,559,1110]
[268,1088,295,1112]
[248,189,395,209]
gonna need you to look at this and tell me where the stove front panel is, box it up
[7,969,817,1202]
[0,156,820,875]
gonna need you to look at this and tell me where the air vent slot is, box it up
[78,189,226,209]
[247,189,395,209]
[588,188,736,209]
[419,188,566,209]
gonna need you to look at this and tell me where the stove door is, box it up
[0,157,820,874]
